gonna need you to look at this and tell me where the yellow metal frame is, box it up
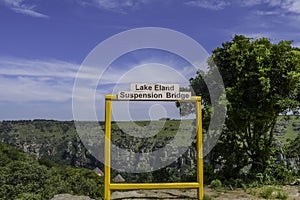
[104,94,203,200]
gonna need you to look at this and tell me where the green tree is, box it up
[190,35,300,178]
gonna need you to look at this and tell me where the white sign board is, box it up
[118,91,191,100]
[117,83,191,100]
[131,83,180,92]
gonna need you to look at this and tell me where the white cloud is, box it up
[185,0,229,10]
[0,57,195,104]
[240,0,280,7]
[11,7,48,18]
[293,41,300,48]
[77,0,300,15]
[256,10,280,15]
[240,0,300,15]
[0,57,78,78]
[81,0,150,13]
[92,0,134,10]
[0,56,197,120]
[2,0,48,18]
[282,0,300,14]
[0,75,71,102]
[240,0,262,6]
[0,58,78,102]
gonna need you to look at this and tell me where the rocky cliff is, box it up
[0,117,298,179]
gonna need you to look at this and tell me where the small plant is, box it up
[260,187,275,199]
[276,190,288,200]
[248,180,260,188]
[247,188,257,196]
[241,183,247,192]
[203,194,212,200]
[256,173,264,184]
[210,179,222,189]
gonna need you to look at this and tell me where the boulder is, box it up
[51,194,94,200]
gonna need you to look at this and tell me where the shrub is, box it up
[248,180,260,188]
[203,194,213,200]
[276,190,288,200]
[241,183,247,191]
[260,187,275,199]
[210,179,222,189]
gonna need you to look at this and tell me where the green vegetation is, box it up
[275,190,288,200]
[203,194,213,200]
[248,186,289,200]
[210,179,222,189]
[0,117,299,187]
[190,35,300,180]
[0,142,104,200]
[260,187,276,199]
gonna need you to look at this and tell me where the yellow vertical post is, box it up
[104,95,112,200]
[196,96,204,200]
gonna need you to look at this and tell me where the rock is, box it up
[113,174,125,182]
[51,194,95,200]
[93,167,104,176]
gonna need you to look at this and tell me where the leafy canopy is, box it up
[190,35,300,177]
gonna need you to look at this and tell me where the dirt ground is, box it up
[111,186,300,200]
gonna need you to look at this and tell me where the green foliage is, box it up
[258,186,288,200]
[246,185,289,199]
[275,191,288,200]
[260,187,275,199]
[210,179,222,189]
[190,35,300,179]
[0,142,104,200]
[203,194,213,200]
[15,193,42,200]
[203,165,218,184]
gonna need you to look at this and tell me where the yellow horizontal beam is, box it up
[110,182,200,190]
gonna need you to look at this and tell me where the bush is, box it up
[260,187,275,199]
[203,194,213,200]
[204,164,218,184]
[210,179,222,189]
[15,193,42,200]
[258,186,289,200]
[276,190,288,200]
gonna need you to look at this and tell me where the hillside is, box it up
[274,116,300,144]
[0,116,299,184]
[0,120,102,169]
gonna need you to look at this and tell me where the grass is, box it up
[275,190,288,200]
[245,186,289,200]
[260,187,275,199]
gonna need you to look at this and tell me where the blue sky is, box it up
[1,0,300,121]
